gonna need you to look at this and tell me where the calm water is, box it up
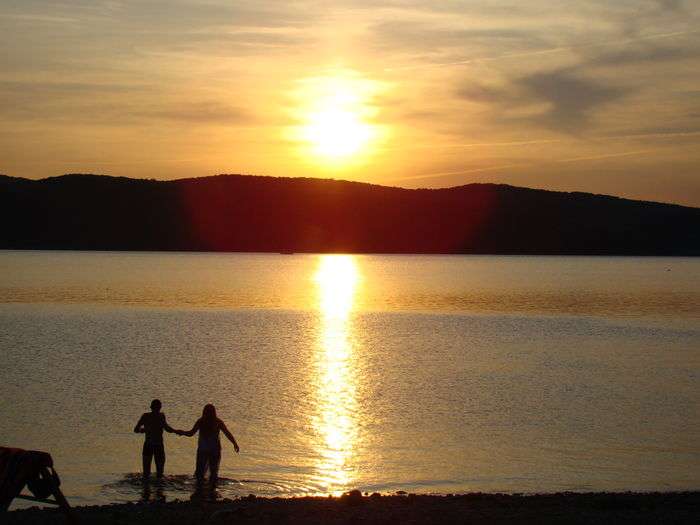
[1,251,699,507]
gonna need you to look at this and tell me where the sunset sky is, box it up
[1,0,699,206]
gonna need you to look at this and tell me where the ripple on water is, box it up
[102,473,319,502]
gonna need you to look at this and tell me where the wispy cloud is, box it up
[138,102,251,125]
[387,29,697,72]
[0,13,78,23]
[598,130,700,141]
[393,163,526,183]
[556,149,656,163]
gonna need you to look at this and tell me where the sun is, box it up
[302,107,374,158]
[290,70,385,163]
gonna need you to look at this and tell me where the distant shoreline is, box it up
[3,174,698,256]
[7,492,700,524]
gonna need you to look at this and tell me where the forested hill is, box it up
[1,173,698,255]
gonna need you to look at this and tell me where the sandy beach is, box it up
[7,491,700,524]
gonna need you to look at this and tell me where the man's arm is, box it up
[220,422,240,453]
[133,414,145,433]
[162,414,176,433]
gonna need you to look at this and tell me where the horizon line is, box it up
[2,171,698,210]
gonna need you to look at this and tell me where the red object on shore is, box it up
[0,447,75,522]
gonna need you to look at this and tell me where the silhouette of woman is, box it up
[177,404,239,485]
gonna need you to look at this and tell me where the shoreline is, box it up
[7,491,700,524]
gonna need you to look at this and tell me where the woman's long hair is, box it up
[200,403,218,433]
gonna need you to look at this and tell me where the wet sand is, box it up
[7,491,700,524]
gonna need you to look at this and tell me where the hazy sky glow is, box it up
[1,0,699,205]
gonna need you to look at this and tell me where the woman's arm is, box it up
[133,414,145,433]
[181,419,200,437]
[220,421,240,453]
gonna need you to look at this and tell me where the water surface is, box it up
[1,251,698,507]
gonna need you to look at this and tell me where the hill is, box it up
[1,173,698,255]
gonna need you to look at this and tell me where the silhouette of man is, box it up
[133,399,177,479]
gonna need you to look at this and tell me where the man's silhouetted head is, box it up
[150,399,162,412]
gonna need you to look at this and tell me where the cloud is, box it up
[460,68,627,133]
[618,0,694,38]
[340,0,552,18]
[371,20,548,53]
[0,80,148,96]
[0,13,78,23]
[521,70,627,130]
[601,128,700,143]
[0,79,250,126]
[392,163,526,183]
[654,0,685,13]
[1,0,315,29]
[0,80,151,122]
[0,0,319,69]
[588,35,700,66]
[150,29,314,57]
[139,102,250,125]
[556,149,655,163]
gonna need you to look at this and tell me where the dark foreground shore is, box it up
[7,491,700,525]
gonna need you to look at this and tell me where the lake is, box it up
[1,251,698,507]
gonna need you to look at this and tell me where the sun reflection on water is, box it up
[313,255,359,493]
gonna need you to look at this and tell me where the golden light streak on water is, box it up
[312,255,360,493]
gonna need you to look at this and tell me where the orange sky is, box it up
[1,1,699,206]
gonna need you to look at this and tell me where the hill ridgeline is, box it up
[1,173,698,255]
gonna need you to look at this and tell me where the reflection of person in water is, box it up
[141,479,165,503]
[133,399,177,479]
[177,404,239,485]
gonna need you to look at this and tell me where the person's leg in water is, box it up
[154,442,166,479]
[208,448,221,487]
[142,441,154,480]
[194,448,209,485]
